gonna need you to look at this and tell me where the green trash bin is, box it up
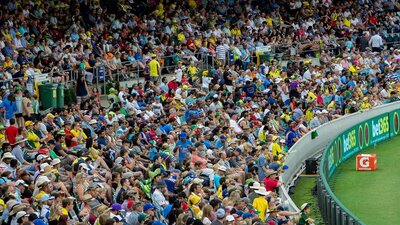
[57,83,65,108]
[39,83,58,110]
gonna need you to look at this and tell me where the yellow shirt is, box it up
[343,18,351,27]
[361,102,371,109]
[177,33,186,42]
[62,208,68,215]
[253,197,268,221]
[35,190,47,201]
[271,142,282,156]
[71,129,87,144]
[305,109,314,121]
[148,59,160,77]
[187,66,198,75]
[27,130,40,148]
[2,61,12,69]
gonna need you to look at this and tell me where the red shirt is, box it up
[5,125,18,144]
[167,81,178,90]
[263,177,279,192]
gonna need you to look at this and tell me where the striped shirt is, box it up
[216,45,226,60]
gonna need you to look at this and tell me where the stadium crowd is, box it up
[0,0,400,225]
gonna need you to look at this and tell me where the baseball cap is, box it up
[40,194,55,202]
[15,180,28,187]
[111,203,122,211]
[226,215,235,222]
[143,203,155,212]
[216,208,225,218]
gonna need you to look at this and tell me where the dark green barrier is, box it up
[319,113,393,225]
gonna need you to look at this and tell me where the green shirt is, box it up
[298,212,310,225]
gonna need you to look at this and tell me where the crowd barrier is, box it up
[279,102,400,224]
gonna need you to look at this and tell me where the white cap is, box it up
[37,154,49,161]
[15,211,27,221]
[322,110,328,114]
[218,165,227,172]
[316,110,322,115]
[15,179,28,187]
[226,215,235,222]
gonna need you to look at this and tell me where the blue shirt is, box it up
[214,173,222,189]
[176,139,193,162]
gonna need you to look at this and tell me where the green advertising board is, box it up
[327,113,390,177]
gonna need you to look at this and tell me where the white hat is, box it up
[279,139,286,143]
[40,163,51,172]
[300,203,310,211]
[316,110,322,115]
[15,211,27,221]
[275,78,283,83]
[79,163,89,170]
[52,158,61,166]
[37,154,49,161]
[225,215,235,222]
[1,152,15,160]
[36,176,51,187]
[192,178,204,184]
[15,179,28,187]
[322,110,328,114]
[255,187,272,196]
[249,182,263,189]
[89,119,97,125]
[218,165,227,172]
[14,136,27,145]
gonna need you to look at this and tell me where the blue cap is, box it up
[143,203,155,212]
[40,194,55,202]
[242,212,256,219]
[282,165,289,170]
[33,219,47,225]
[180,132,187,139]
[111,203,122,211]
[220,135,227,140]
[155,96,161,100]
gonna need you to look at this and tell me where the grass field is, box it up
[290,177,325,224]
[329,136,400,225]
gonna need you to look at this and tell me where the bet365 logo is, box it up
[343,130,356,153]
[372,117,389,137]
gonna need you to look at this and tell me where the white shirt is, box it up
[369,34,383,48]
[152,189,168,209]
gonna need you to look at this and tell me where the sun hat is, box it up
[1,152,15,160]
[13,136,27,145]
[51,158,61,166]
[249,182,263,189]
[82,194,93,202]
[265,170,277,177]
[254,187,272,196]
[192,178,204,184]
[300,203,310,211]
[218,165,227,172]
[39,163,51,172]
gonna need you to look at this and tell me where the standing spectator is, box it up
[75,75,89,105]
[369,29,383,52]
[148,54,161,81]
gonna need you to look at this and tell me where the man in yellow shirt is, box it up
[26,121,45,148]
[361,97,371,109]
[148,54,161,81]
[252,187,270,221]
